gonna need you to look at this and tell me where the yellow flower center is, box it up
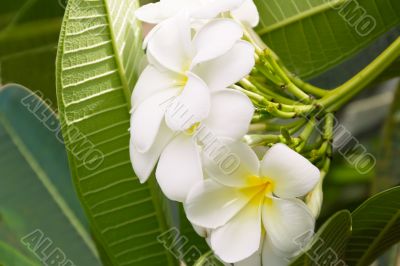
[241,175,275,206]
[185,122,200,136]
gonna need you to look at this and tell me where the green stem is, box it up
[319,37,400,112]
[296,117,316,152]
[289,73,328,97]
[265,54,312,102]
[245,134,280,147]
[248,78,299,105]
[243,26,327,99]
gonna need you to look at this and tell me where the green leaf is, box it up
[0,84,100,265]
[0,240,39,266]
[290,210,352,266]
[56,0,176,265]
[0,0,65,105]
[345,186,400,266]
[193,251,224,266]
[254,0,400,79]
[176,206,209,266]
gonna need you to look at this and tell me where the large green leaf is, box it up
[56,0,176,265]
[0,84,100,265]
[0,241,39,266]
[290,210,352,266]
[0,0,65,104]
[345,186,400,266]
[255,0,400,79]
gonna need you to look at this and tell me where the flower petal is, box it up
[135,0,184,24]
[192,19,243,65]
[202,140,260,188]
[193,40,255,90]
[130,121,175,183]
[192,0,245,19]
[192,223,209,238]
[231,0,260,28]
[147,14,193,73]
[261,237,290,266]
[165,73,210,131]
[231,240,265,266]
[260,143,320,198]
[131,89,179,153]
[235,250,261,266]
[156,134,203,202]
[210,194,263,263]
[262,197,315,255]
[131,65,182,110]
[185,179,254,229]
[203,89,254,140]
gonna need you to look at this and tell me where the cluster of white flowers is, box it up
[130,1,321,265]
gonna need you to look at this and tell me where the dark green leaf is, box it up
[346,186,400,266]
[254,0,400,79]
[0,0,65,104]
[176,206,209,266]
[193,251,224,266]
[0,240,39,266]
[0,84,100,265]
[290,210,352,266]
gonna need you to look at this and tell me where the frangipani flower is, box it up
[130,87,254,202]
[231,0,260,27]
[185,142,320,263]
[130,15,255,202]
[132,14,254,111]
[136,0,259,27]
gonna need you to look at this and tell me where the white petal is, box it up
[131,65,182,109]
[260,143,320,198]
[235,251,261,266]
[262,197,315,255]
[156,134,203,202]
[131,89,179,153]
[185,179,254,229]
[262,238,290,266]
[192,223,209,238]
[135,2,165,24]
[165,73,210,131]
[193,41,255,90]
[202,140,260,188]
[192,0,245,19]
[203,89,254,140]
[192,19,243,65]
[130,122,175,183]
[147,14,193,73]
[135,0,184,24]
[210,194,263,263]
[231,0,260,28]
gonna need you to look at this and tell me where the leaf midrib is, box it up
[102,1,174,263]
[102,0,132,110]
[57,0,176,265]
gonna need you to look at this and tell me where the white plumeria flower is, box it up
[185,142,320,264]
[130,15,255,202]
[136,0,246,24]
[231,0,260,28]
